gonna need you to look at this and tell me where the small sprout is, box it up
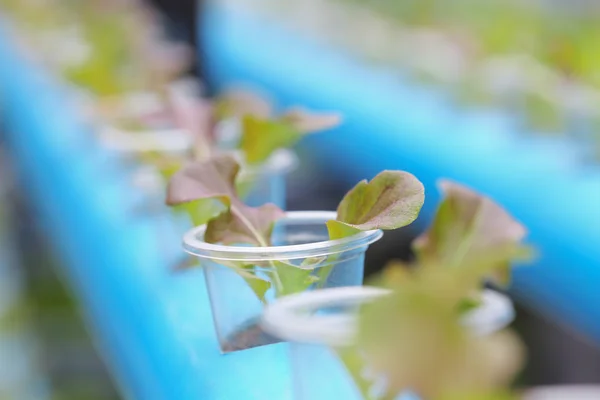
[240,108,341,164]
[166,154,284,301]
[166,154,284,246]
[316,171,424,289]
[335,180,536,400]
[214,88,342,164]
[239,116,301,164]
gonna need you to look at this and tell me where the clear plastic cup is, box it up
[182,211,383,353]
[261,286,516,400]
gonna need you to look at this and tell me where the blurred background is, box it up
[1,0,599,399]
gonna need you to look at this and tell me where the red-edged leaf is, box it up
[334,170,425,232]
[166,154,284,246]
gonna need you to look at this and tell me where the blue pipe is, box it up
[0,23,293,400]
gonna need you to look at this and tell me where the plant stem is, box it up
[231,205,269,247]
[448,209,483,269]
[230,204,285,292]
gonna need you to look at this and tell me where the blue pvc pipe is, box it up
[0,22,293,400]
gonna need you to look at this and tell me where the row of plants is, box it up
[220,0,600,158]
[1,1,598,399]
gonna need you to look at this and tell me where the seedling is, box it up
[337,180,534,400]
[167,155,424,351]
[167,154,425,301]
[212,88,342,164]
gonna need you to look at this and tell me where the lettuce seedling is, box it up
[167,157,425,300]
[167,154,283,245]
[351,264,526,400]
[214,89,342,164]
[331,180,535,400]
[167,154,284,301]
[239,110,340,164]
[413,179,533,287]
[372,179,534,316]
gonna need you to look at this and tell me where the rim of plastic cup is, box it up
[261,286,389,346]
[99,125,192,154]
[182,211,383,262]
[522,385,600,400]
[260,286,515,346]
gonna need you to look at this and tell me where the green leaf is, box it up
[336,347,380,400]
[301,256,328,268]
[215,91,341,164]
[326,220,362,239]
[243,275,271,304]
[239,265,272,304]
[273,261,317,296]
[356,276,525,399]
[413,179,532,286]
[318,171,424,291]
[456,296,482,315]
[214,88,273,121]
[240,116,302,164]
[333,170,425,232]
[166,154,284,246]
[173,199,227,227]
[240,108,341,165]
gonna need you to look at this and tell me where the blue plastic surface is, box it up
[202,6,600,343]
[0,23,293,400]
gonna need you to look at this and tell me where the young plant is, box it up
[213,88,342,164]
[334,179,534,400]
[166,154,425,301]
[413,179,533,288]
[349,263,525,400]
